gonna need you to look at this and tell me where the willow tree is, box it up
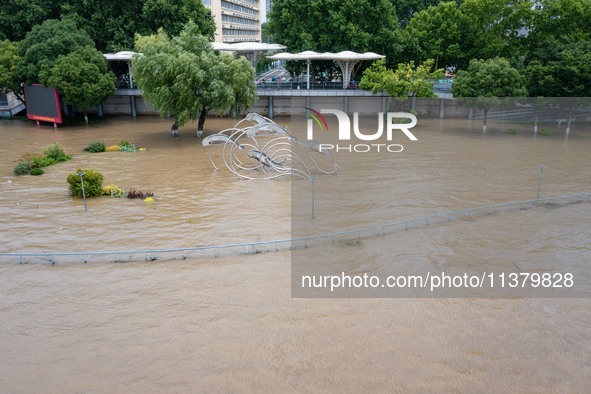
[133,21,257,137]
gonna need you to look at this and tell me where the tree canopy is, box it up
[15,18,95,84]
[403,1,469,71]
[0,0,215,52]
[39,46,116,122]
[0,39,23,102]
[133,22,257,135]
[360,58,444,99]
[452,58,527,131]
[266,0,402,69]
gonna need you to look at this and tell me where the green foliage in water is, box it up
[13,162,30,175]
[31,156,56,168]
[67,168,104,198]
[508,128,518,134]
[84,141,106,153]
[43,142,70,162]
[540,128,553,136]
[29,168,44,176]
[13,142,70,175]
[119,143,138,152]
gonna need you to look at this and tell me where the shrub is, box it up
[508,128,518,134]
[30,168,44,176]
[119,140,131,147]
[67,168,104,198]
[14,162,30,175]
[101,184,126,197]
[84,141,106,153]
[119,143,138,152]
[43,142,70,162]
[540,128,552,136]
[127,189,154,199]
[31,156,57,168]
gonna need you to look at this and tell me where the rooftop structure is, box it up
[268,51,385,89]
[212,42,286,67]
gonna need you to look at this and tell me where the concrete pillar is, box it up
[97,104,103,117]
[306,96,311,109]
[468,107,473,120]
[411,96,417,112]
[344,97,349,114]
[439,99,445,119]
[130,96,137,118]
[381,96,387,114]
[268,96,274,118]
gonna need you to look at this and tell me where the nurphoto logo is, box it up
[304,108,419,153]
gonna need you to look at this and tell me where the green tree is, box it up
[460,0,534,61]
[267,0,402,70]
[523,39,591,135]
[0,0,60,42]
[0,39,25,103]
[403,1,471,70]
[529,0,591,48]
[39,46,116,123]
[391,0,453,27]
[0,1,216,53]
[133,22,257,136]
[451,57,527,132]
[360,58,444,99]
[15,18,95,84]
[142,0,215,43]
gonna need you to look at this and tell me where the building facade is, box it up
[203,0,261,43]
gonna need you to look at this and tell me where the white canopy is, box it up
[212,42,287,67]
[268,50,385,89]
[103,51,137,61]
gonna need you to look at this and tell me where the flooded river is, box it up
[1,115,590,391]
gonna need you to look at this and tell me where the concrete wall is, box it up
[89,94,471,119]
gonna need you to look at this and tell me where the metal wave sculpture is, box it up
[202,113,340,180]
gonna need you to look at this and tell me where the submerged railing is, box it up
[1,193,589,265]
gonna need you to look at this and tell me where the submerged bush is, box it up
[14,162,30,175]
[84,141,106,153]
[119,143,138,152]
[31,156,56,168]
[43,142,70,162]
[30,168,44,176]
[508,128,518,134]
[67,168,104,198]
[101,184,126,197]
[126,189,154,199]
[540,128,552,136]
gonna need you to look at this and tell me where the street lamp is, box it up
[76,171,88,211]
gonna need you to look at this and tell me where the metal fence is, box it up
[1,193,589,265]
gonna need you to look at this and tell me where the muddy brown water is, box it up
[0,116,590,391]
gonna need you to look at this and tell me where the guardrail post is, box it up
[537,164,547,201]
